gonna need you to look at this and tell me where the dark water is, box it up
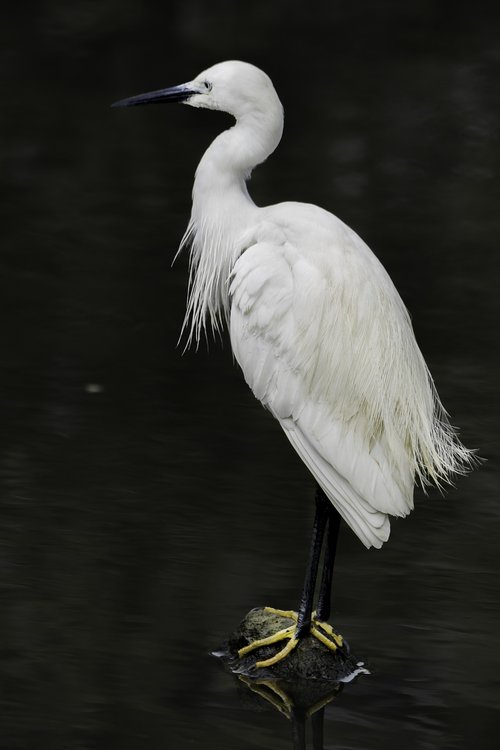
[1,3,499,748]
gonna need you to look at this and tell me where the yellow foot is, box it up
[237,607,343,668]
[238,675,295,718]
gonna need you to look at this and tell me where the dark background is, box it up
[0,2,498,748]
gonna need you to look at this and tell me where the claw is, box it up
[237,607,344,668]
[238,624,295,658]
[256,635,299,668]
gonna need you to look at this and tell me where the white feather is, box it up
[173,61,475,548]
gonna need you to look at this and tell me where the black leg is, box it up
[295,486,330,638]
[316,499,341,622]
[311,706,325,750]
[291,709,306,750]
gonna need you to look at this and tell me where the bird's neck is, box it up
[181,110,283,345]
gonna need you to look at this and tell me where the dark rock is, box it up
[215,607,368,683]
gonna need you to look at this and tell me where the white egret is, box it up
[113,61,475,668]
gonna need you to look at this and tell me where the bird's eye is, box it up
[203,81,212,91]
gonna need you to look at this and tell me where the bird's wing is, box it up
[229,232,417,548]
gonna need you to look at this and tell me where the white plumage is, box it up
[117,61,474,549]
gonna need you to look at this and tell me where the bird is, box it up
[113,61,475,668]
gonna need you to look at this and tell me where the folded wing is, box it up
[229,232,421,549]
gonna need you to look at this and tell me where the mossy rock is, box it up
[216,607,367,683]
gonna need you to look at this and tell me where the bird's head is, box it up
[112,60,282,121]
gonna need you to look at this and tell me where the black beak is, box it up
[111,84,195,108]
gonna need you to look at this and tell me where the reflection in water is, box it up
[238,675,340,750]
